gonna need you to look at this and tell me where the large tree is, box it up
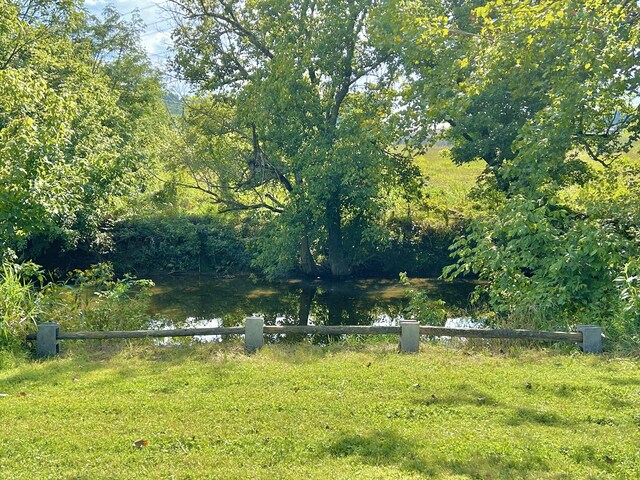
[169,0,421,277]
[0,1,168,256]
[397,0,640,328]
[394,0,638,191]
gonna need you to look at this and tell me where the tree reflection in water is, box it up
[148,276,477,332]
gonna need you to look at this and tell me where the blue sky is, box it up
[84,1,173,61]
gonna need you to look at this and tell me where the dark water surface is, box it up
[148,276,477,328]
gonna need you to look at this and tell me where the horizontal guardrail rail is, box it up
[58,327,245,340]
[418,326,582,342]
[26,318,603,358]
[262,325,401,335]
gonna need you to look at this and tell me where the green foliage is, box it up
[0,1,169,256]
[170,0,423,277]
[389,0,640,336]
[109,215,250,275]
[397,0,638,190]
[445,197,626,329]
[399,272,447,325]
[0,259,43,349]
[444,158,640,334]
[363,217,466,277]
[251,212,306,279]
[42,263,153,332]
[614,259,640,348]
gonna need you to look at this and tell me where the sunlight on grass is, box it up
[415,147,485,191]
[410,147,485,224]
[1,343,638,479]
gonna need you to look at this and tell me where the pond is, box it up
[148,276,477,329]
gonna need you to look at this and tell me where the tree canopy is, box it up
[169,0,422,277]
[0,0,168,256]
[395,0,639,191]
[395,0,640,328]
[1,0,640,337]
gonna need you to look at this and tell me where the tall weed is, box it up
[0,261,43,349]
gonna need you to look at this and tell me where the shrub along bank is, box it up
[31,214,464,279]
[107,215,251,276]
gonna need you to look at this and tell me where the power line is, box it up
[118,2,167,17]
[140,23,173,36]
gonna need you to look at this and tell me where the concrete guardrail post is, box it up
[36,322,60,358]
[399,320,420,353]
[245,316,264,352]
[576,325,603,354]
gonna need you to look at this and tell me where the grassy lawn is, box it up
[1,342,639,479]
[413,148,485,223]
[415,147,485,192]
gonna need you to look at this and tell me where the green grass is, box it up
[1,342,639,479]
[415,147,485,192]
[412,148,485,224]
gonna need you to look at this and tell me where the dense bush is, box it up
[358,217,466,278]
[614,259,640,350]
[108,215,250,275]
[252,212,464,279]
[0,261,154,355]
[42,263,153,332]
[444,181,640,345]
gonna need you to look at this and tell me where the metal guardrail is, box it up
[27,318,603,358]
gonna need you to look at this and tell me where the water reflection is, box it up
[148,317,226,345]
[148,276,477,329]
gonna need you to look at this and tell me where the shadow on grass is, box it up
[413,382,501,408]
[504,407,574,427]
[600,375,640,387]
[1,341,244,391]
[326,429,436,476]
[404,381,582,436]
[325,428,552,479]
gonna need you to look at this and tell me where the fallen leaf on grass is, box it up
[133,439,149,448]
[18,392,27,397]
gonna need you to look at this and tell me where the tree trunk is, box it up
[297,286,316,325]
[299,235,318,276]
[326,196,351,277]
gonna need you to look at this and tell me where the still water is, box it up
[148,276,477,329]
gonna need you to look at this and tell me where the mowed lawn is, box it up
[1,343,639,479]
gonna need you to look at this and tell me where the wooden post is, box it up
[400,320,420,353]
[576,325,603,354]
[36,322,60,358]
[245,316,264,352]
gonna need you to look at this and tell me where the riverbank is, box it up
[1,343,638,479]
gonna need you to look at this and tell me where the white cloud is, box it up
[83,1,173,59]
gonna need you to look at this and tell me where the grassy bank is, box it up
[415,147,485,224]
[1,343,639,479]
